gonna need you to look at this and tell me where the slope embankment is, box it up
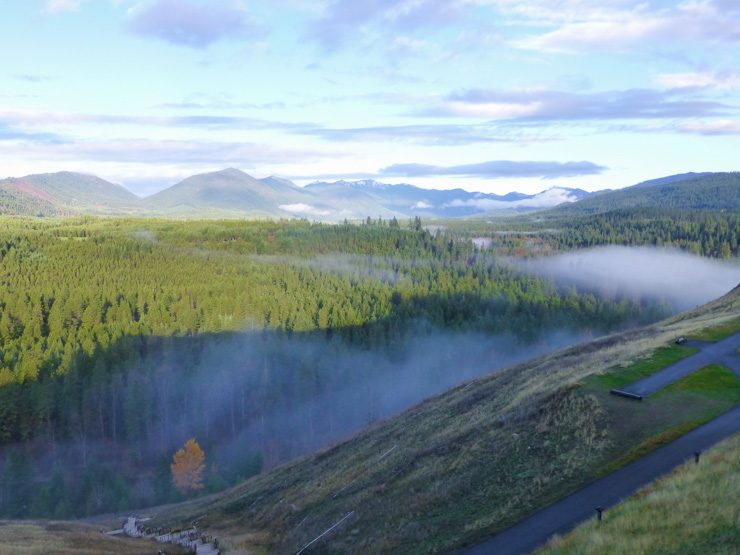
[140,285,739,553]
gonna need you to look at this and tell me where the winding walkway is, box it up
[463,405,740,555]
[464,332,740,555]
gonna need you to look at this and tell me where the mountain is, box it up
[0,171,141,215]
[544,172,740,217]
[145,168,295,217]
[143,168,345,219]
[305,179,591,218]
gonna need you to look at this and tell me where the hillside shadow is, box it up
[0,287,665,519]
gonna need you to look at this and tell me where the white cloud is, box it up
[656,71,740,90]
[437,100,541,118]
[279,203,331,215]
[445,187,581,209]
[412,200,433,209]
[45,0,83,13]
[503,0,740,53]
[675,120,740,134]
[516,15,667,53]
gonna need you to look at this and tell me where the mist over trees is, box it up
[0,217,720,518]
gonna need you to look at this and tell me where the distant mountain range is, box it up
[0,168,592,220]
[0,169,736,220]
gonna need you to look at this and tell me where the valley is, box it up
[3,2,739,552]
[0,169,738,553]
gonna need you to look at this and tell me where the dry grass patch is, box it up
[0,520,187,555]
[539,433,740,555]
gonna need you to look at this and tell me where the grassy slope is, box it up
[539,431,740,555]
[143,286,740,554]
[0,521,187,555]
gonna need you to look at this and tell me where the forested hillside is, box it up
[449,208,738,259]
[0,189,63,217]
[537,209,739,258]
[0,172,141,215]
[548,172,740,216]
[0,217,674,519]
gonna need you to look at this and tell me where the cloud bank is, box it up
[517,246,740,311]
[380,160,605,179]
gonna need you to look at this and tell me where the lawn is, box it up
[589,344,697,390]
[593,365,740,475]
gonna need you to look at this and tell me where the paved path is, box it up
[615,332,740,398]
[463,404,740,555]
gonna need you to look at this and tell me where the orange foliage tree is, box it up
[171,438,206,494]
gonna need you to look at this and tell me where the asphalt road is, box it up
[619,332,740,397]
[462,403,740,555]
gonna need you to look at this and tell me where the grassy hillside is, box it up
[549,172,740,216]
[146,286,740,554]
[539,432,740,555]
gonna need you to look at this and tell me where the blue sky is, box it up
[1,0,739,196]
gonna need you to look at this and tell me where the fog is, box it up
[2,324,593,516]
[513,246,740,311]
[126,326,590,473]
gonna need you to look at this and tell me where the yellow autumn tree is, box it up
[171,438,205,494]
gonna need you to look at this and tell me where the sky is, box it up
[1,0,739,197]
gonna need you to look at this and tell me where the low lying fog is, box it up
[514,246,740,311]
[123,328,590,473]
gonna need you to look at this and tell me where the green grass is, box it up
[590,344,697,390]
[539,433,740,555]
[595,365,740,476]
[690,316,740,342]
[658,364,740,402]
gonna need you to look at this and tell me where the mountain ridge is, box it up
[0,169,735,221]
